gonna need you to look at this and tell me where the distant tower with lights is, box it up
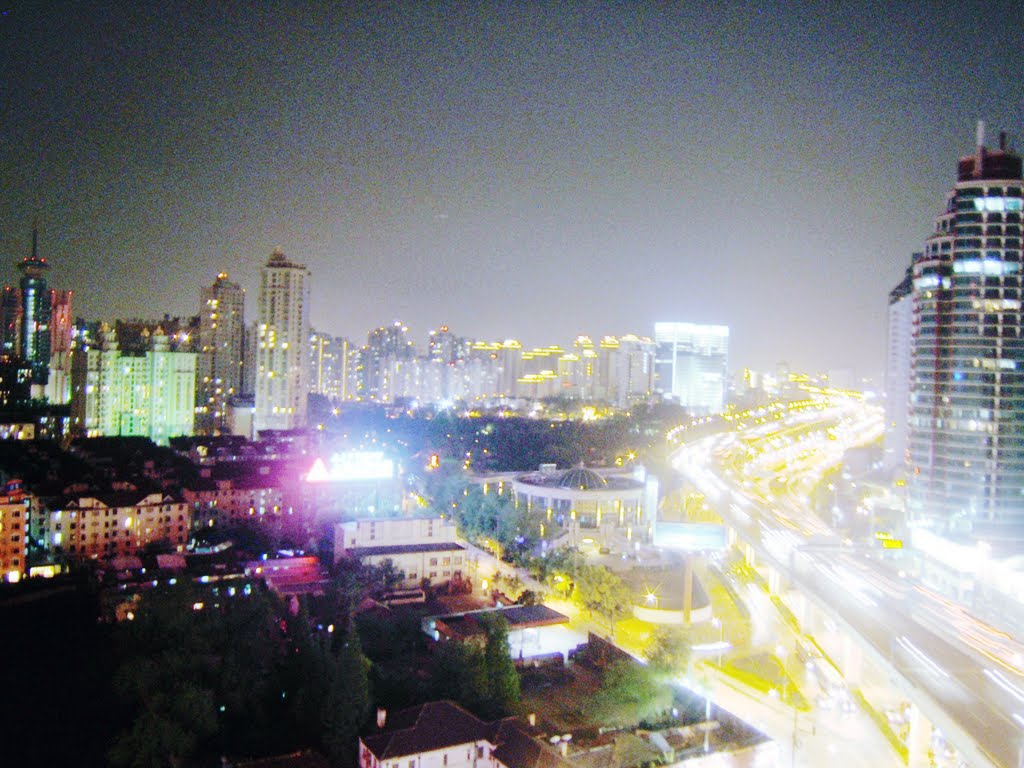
[254,249,310,433]
[17,223,51,392]
[907,123,1024,546]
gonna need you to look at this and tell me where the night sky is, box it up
[3,2,1024,377]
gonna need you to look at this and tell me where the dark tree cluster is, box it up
[107,583,369,768]
[0,579,120,768]
[316,403,681,474]
[423,614,521,720]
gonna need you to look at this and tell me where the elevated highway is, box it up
[670,394,1024,768]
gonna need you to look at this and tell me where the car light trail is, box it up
[896,636,950,679]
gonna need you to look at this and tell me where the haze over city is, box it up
[3,2,1023,375]
[10,6,1024,767]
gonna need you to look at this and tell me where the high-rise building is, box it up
[615,334,655,406]
[427,325,473,403]
[358,322,414,401]
[197,273,245,433]
[654,322,729,413]
[46,288,73,404]
[569,336,598,398]
[254,249,310,432]
[496,339,523,399]
[70,325,197,445]
[309,330,350,402]
[0,287,20,356]
[908,124,1024,543]
[433,326,472,364]
[17,224,51,389]
[243,320,258,397]
[884,265,913,470]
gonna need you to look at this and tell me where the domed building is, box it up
[510,464,650,541]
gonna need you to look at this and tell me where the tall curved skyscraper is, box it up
[908,124,1024,546]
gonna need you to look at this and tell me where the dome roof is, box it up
[558,467,607,490]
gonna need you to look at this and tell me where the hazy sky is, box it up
[3,2,1024,377]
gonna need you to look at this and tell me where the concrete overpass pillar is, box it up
[743,542,755,568]
[839,634,863,686]
[767,566,781,596]
[906,703,934,768]
[787,591,807,627]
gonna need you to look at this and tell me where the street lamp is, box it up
[711,617,724,665]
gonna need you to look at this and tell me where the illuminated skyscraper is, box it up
[654,322,729,413]
[17,224,51,389]
[309,330,350,402]
[908,125,1024,543]
[70,325,197,445]
[614,334,655,406]
[358,322,413,401]
[255,249,310,432]
[46,288,73,404]
[198,273,245,432]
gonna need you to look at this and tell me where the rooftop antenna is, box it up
[31,219,38,260]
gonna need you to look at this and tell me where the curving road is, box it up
[670,394,1024,768]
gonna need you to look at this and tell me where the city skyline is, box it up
[3,3,1024,376]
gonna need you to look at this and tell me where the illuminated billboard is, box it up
[652,521,726,551]
[306,451,395,483]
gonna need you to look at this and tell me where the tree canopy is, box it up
[572,564,633,630]
[109,582,371,768]
[588,661,673,728]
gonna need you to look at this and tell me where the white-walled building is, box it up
[360,701,571,768]
[511,465,649,541]
[335,516,465,586]
[255,249,310,433]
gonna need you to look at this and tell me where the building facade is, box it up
[908,126,1024,545]
[510,465,649,546]
[198,273,246,433]
[334,516,465,586]
[33,490,191,560]
[612,334,656,406]
[255,250,310,432]
[360,701,572,768]
[654,322,729,413]
[46,288,73,404]
[308,330,350,402]
[358,322,415,402]
[0,479,28,582]
[885,266,913,471]
[70,326,197,445]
